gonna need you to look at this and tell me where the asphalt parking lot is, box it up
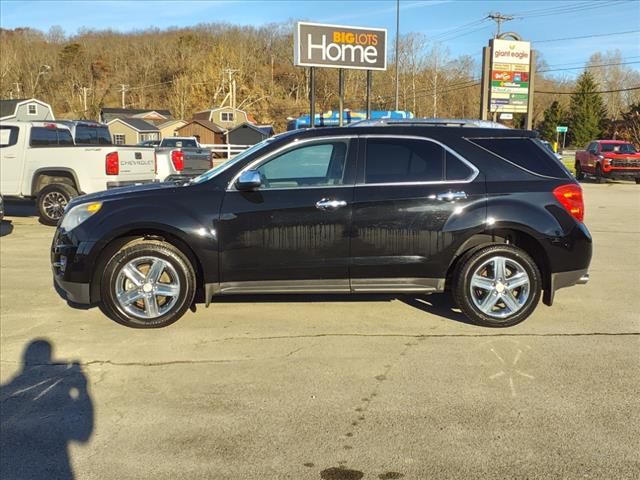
[1,182,639,480]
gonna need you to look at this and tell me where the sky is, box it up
[1,0,639,78]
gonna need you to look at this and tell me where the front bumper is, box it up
[53,273,91,304]
[603,168,640,179]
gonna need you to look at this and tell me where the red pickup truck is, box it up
[575,140,640,184]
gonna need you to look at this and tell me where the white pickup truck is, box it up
[0,121,156,225]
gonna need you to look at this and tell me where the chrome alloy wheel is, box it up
[42,191,68,220]
[114,256,181,320]
[469,255,531,319]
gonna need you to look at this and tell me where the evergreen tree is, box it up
[569,71,607,147]
[537,101,565,142]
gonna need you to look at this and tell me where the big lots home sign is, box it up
[294,22,387,71]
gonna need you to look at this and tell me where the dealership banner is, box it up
[294,22,387,71]
[490,39,531,113]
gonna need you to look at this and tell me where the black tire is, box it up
[99,240,196,328]
[452,245,542,328]
[37,184,78,226]
[595,164,604,184]
[574,162,584,180]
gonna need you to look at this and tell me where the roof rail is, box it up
[348,118,510,129]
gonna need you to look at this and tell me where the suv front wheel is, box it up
[100,240,196,328]
[453,245,542,327]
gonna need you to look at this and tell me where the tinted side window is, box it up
[469,137,568,178]
[30,127,59,146]
[445,151,474,181]
[96,127,112,145]
[0,126,19,148]
[365,138,444,184]
[75,126,94,144]
[257,141,348,188]
[57,129,74,146]
[30,128,74,146]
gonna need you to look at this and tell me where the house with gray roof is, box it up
[100,108,172,125]
[107,117,160,145]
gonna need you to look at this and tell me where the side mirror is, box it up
[236,170,262,191]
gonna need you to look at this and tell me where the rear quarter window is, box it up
[468,137,569,178]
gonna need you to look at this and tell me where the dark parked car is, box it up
[52,121,592,328]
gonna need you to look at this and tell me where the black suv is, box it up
[52,122,591,328]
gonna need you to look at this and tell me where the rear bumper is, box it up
[164,173,202,183]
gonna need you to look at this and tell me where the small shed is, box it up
[227,123,273,146]
[192,107,252,130]
[107,118,160,145]
[175,119,226,145]
[157,119,187,139]
[0,98,55,121]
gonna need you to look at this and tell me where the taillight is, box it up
[105,152,119,175]
[553,184,584,222]
[171,150,184,171]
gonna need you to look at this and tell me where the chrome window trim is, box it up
[227,135,357,191]
[357,134,479,186]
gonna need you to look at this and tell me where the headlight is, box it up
[59,202,102,231]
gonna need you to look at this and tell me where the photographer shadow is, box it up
[0,339,94,480]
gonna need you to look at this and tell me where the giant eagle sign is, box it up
[294,22,387,71]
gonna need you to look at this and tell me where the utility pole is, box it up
[119,84,129,108]
[13,83,22,97]
[487,12,514,37]
[394,0,400,111]
[81,86,91,115]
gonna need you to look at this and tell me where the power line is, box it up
[534,86,640,95]
[539,61,640,73]
[533,29,640,43]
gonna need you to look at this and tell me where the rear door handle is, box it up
[435,191,467,202]
[316,199,347,210]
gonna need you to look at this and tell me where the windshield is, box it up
[601,143,637,154]
[190,139,274,184]
[162,138,198,148]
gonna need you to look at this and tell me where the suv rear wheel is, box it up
[37,184,78,226]
[100,240,196,328]
[453,245,542,327]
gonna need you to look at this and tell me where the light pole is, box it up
[394,0,400,111]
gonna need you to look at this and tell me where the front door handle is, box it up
[436,191,467,202]
[316,198,347,210]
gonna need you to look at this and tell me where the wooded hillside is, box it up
[1,24,638,132]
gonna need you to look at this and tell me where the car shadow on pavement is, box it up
[0,220,14,237]
[3,199,38,218]
[212,292,473,325]
[0,339,94,480]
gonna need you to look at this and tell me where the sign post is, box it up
[294,22,387,127]
[556,125,568,151]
